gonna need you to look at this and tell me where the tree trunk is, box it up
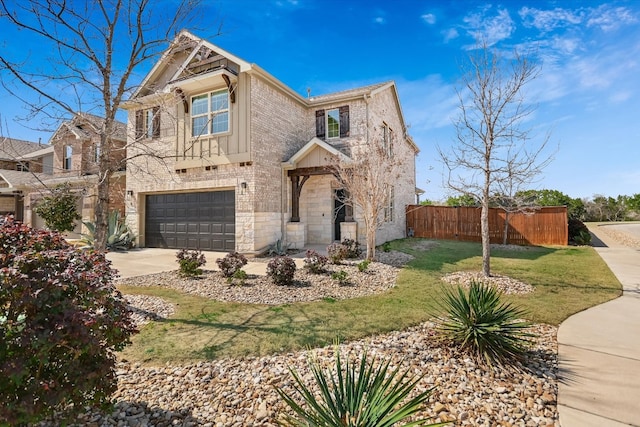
[503,211,509,245]
[94,172,111,251]
[366,226,376,261]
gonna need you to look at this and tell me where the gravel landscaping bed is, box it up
[94,243,557,427]
[119,261,400,305]
[441,271,534,295]
[39,323,558,427]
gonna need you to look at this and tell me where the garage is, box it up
[145,190,235,251]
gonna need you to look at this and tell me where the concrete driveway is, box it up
[557,223,640,426]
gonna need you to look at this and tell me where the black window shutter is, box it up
[339,106,350,137]
[152,106,161,138]
[135,110,143,139]
[315,109,325,138]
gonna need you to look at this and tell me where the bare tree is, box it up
[333,127,403,261]
[0,0,199,249]
[439,44,552,276]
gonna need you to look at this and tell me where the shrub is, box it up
[382,241,392,252]
[82,210,136,251]
[276,349,439,427]
[216,252,248,278]
[341,238,362,258]
[303,250,328,273]
[568,219,591,245]
[331,269,349,285]
[433,281,532,366]
[357,259,371,272]
[267,256,296,286]
[33,183,81,232]
[0,216,136,425]
[227,269,248,286]
[326,242,348,264]
[176,249,206,277]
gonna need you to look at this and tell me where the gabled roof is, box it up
[282,137,350,170]
[0,137,48,161]
[50,113,127,144]
[17,145,54,160]
[132,30,252,100]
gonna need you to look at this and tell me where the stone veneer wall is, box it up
[298,174,335,244]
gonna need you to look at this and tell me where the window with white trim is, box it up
[326,108,340,139]
[191,89,229,137]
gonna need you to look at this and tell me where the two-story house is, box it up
[123,30,418,253]
[0,113,127,235]
[0,137,53,221]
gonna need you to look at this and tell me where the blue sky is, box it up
[1,0,638,201]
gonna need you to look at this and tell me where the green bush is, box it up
[341,238,362,258]
[433,281,532,366]
[34,183,81,232]
[382,241,391,252]
[276,349,443,427]
[303,249,328,273]
[228,269,248,286]
[0,216,136,425]
[326,243,348,264]
[216,252,248,278]
[267,256,296,286]
[357,259,371,272]
[568,219,591,245]
[176,249,206,277]
[331,269,349,285]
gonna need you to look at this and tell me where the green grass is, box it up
[118,239,621,364]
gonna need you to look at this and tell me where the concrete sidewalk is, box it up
[106,247,313,279]
[557,224,640,427]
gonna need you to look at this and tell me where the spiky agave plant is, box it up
[433,281,533,366]
[276,349,448,427]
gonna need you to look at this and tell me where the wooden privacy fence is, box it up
[406,205,568,246]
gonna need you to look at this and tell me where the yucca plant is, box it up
[276,349,448,427]
[81,210,136,251]
[433,281,533,366]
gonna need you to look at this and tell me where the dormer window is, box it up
[315,106,349,140]
[191,89,229,138]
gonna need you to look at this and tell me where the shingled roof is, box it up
[0,137,48,162]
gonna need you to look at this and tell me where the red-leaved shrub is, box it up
[0,216,137,425]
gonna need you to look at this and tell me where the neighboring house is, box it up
[0,113,127,236]
[123,30,418,253]
[0,137,53,220]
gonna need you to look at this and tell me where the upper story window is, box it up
[135,107,160,139]
[384,186,395,222]
[64,145,72,170]
[315,106,349,140]
[16,162,29,172]
[382,123,393,157]
[191,89,229,138]
[94,143,101,163]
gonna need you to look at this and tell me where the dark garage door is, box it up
[145,191,235,251]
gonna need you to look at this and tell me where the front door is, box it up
[334,189,346,241]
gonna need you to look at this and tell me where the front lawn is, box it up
[117,239,621,364]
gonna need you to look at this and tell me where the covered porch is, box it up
[281,138,356,248]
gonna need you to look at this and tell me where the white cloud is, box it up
[587,5,637,31]
[519,6,583,32]
[443,28,459,42]
[374,16,385,24]
[463,8,515,47]
[421,13,436,25]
